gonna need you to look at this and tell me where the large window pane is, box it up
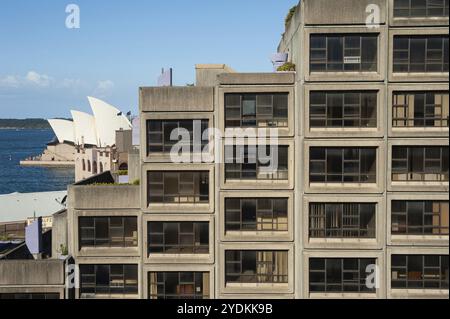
[310,34,378,72]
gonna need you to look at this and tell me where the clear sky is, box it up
[0,0,298,119]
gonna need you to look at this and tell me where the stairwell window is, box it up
[310,34,378,72]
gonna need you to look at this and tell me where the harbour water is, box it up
[0,129,74,195]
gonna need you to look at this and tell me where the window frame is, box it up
[148,272,210,299]
[147,171,210,204]
[224,250,289,284]
[393,0,449,18]
[309,258,377,293]
[309,147,378,184]
[310,34,379,72]
[309,203,377,239]
[78,216,138,249]
[391,146,449,182]
[146,119,209,156]
[391,200,449,235]
[147,221,209,254]
[224,198,289,233]
[224,93,289,129]
[310,91,378,128]
[392,91,449,128]
[224,145,289,181]
[79,264,139,297]
[391,254,449,289]
[393,35,449,73]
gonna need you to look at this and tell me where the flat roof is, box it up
[0,191,67,223]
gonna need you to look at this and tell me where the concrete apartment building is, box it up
[4,0,446,300]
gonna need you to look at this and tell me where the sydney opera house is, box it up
[46,97,133,182]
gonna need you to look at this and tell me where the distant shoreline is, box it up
[0,119,51,130]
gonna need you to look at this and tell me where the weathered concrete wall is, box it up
[128,148,140,184]
[140,87,214,112]
[68,185,140,210]
[52,210,67,258]
[218,73,295,85]
[196,64,235,87]
[0,260,64,285]
[304,0,387,25]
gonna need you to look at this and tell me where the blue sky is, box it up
[0,0,298,119]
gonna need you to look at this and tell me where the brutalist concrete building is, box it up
[41,0,449,299]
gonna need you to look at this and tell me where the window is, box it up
[147,119,209,155]
[147,171,209,204]
[148,272,210,299]
[393,36,449,73]
[394,0,449,17]
[309,203,376,238]
[393,91,449,127]
[148,222,209,254]
[309,258,377,293]
[224,93,288,128]
[82,159,86,171]
[392,146,449,181]
[392,201,449,235]
[310,147,377,183]
[0,293,60,299]
[225,251,288,284]
[310,34,378,72]
[79,217,138,248]
[225,198,289,232]
[79,264,138,298]
[225,145,289,180]
[310,91,377,128]
[392,255,449,289]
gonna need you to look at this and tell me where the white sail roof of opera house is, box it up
[47,119,75,144]
[88,96,132,147]
[70,110,98,146]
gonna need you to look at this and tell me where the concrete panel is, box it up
[218,73,295,85]
[304,0,387,25]
[0,260,64,285]
[68,185,140,210]
[140,87,214,112]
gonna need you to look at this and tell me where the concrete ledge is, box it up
[140,87,214,112]
[20,160,75,167]
[218,72,295,85]
[0,260,65,285]
[68,185,140,210]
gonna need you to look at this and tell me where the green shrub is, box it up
[118,170,128,176]
[277,62,296,72]
[132,179,140,186]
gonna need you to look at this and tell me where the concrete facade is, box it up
[57,0,448,300]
